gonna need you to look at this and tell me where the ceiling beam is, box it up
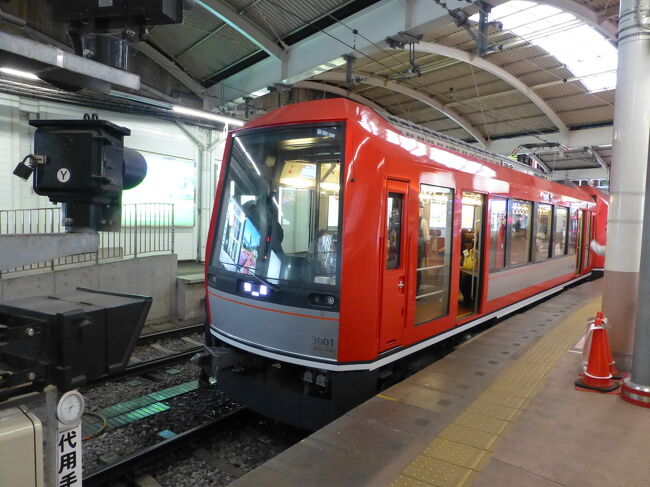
[196,0,285,60]
[587,146,610,175]
[404,41,570,138]
[550,167,609,181]
[484,125,613,155]
[293,81,388,114]
[205,0,506,106]
[313,71,487,146]
[134,42,205,99]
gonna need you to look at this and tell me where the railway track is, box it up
[84,408,246,486]
[87,324,205,386]
[139,323,205,342]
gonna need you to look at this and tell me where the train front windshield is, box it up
[211,123,344,291]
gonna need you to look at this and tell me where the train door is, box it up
[379,180,409,352]
[575,210,585,271]
[457,192,485,319]
[581,211,592,272]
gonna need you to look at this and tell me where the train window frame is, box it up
[553,205,570,257]
[385,192,404,270]
[488,198,582,272]
[533,202,553,262]
[414,184,454,326]
[506,199,534,268]
[208,121,347,297]
[567,207,579,256]
[488,196,508,272]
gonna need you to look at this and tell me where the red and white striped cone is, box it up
[597,313,622,380]
[575,313,621,393]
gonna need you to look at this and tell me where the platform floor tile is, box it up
[402,455,473,487]
[422,438,489,470]
[485,352,650,487]
[468,459,563,487]
[346,395,445,438]
[393,291,602,487]
[262,437,387,487]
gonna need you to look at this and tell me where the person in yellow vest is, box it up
[460,237,477,308]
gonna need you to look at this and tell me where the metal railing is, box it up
[0,203,175,275]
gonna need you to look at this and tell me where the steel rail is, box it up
[138,323,205,343]
[84,408,247,486]
[86,347,203,386]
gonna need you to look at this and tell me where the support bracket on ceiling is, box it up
[386,32,423,78]
[434,0,503,56]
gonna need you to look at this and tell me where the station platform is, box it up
[231,279,650,487]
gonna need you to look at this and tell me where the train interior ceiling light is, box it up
[471,1,617,93]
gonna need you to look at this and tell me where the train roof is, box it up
[239,98,593,204]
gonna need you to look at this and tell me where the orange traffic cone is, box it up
[575,312,620,392]
[597,313,622,380]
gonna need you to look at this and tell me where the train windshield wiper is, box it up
[249,272,281,292]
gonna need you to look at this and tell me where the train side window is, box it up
[535,204,552,260]
[509,200,532,265]
[489,197,507,270]
[385,193,403,270]
[554,206,569,256]
[567,208,579,255]
[414,185,453,324]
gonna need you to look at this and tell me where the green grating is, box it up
[82,380,200,437]
[106,402,170,428]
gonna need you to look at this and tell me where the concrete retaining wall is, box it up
[176,273,206,323]
[0,254,177,323]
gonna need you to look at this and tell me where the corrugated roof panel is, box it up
[240,0,351,39]
[547,91,614,112]
[536,82,602,99]
[562,106,614,126]
[463,103,546,129]
[179,27,259,80]
[422,116,464,132]
[410,108,449,123]
[150,23,212,58]
[483,117,556,139]
[183,6,226,34]
[459,92,534,113]
[351,86,390,100]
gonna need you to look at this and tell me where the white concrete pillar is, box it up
[602,0,650,370]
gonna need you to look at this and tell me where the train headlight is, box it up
[239,280,272,298]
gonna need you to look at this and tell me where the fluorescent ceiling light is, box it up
[471,1,617,93]
[172,105,245,127]
[250,88,270,98]
[0,67,39,80]
[110,90,172,109]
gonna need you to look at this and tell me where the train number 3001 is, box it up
[312,336,335,352]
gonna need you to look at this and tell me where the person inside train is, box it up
[460,234,477,309]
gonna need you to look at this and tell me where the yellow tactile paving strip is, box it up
[391,296,601,487]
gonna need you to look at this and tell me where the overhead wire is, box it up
[259,0,559,144]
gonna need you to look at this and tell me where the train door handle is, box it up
[397,280,405,289]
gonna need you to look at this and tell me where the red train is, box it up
[577,185,608,273]
[202,99,605,429]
